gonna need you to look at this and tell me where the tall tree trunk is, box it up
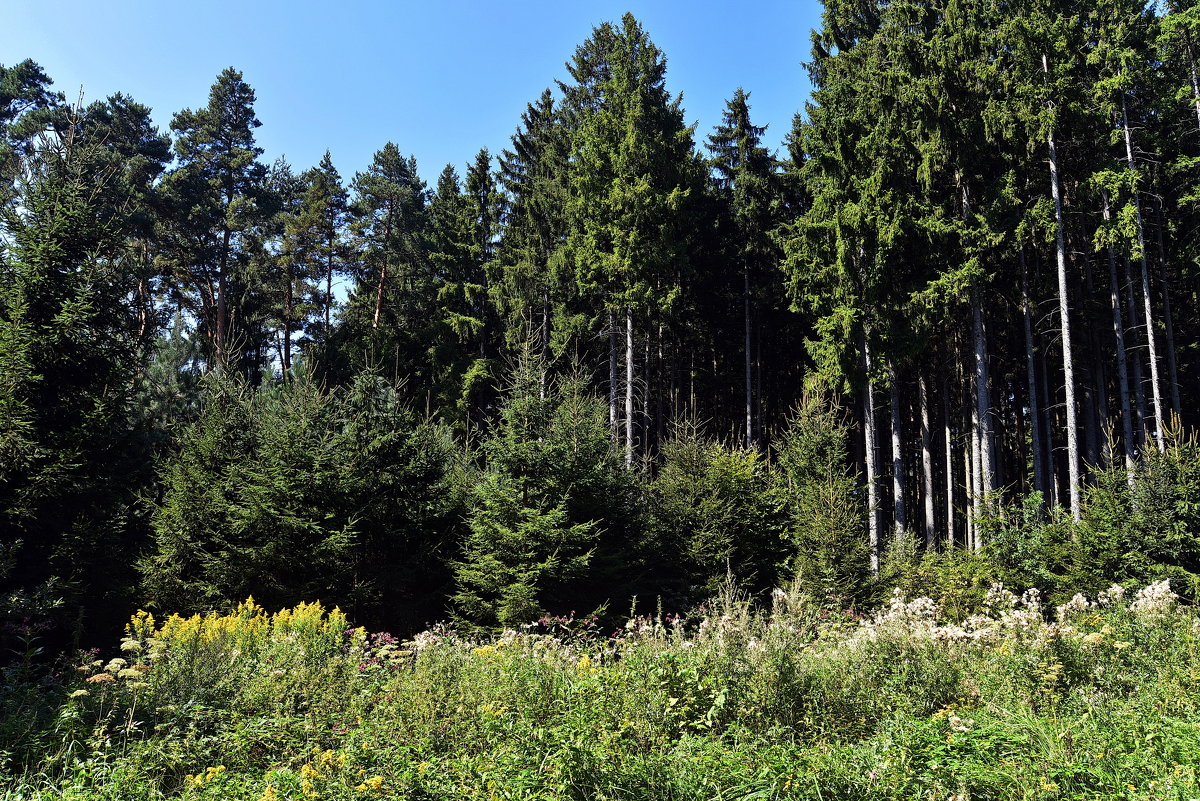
[969,381,981,550]
[919,372,935,550]
[1021,250,1047,501]
[625,307,635,467]
[657,324,665,447]
[1186,28,1200,130]
[863,334,881,575]
[1047,95,1082,521]
[216,223,231,369]
[325,233,334,336]
[972,292,993,513]
[888,360,906,543]
[1039,330,1061,508]
[744,265,753,450]
[943,386,955,549]
[1121,94,1166,453]
[542,286,551,363]
[1123,254,1148,449]
[1153,197,1182,419]
[283,262,293,380]
[1103,192,1136,479]
[372,210,392,331]
[609,308,618,441]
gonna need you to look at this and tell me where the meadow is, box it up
[2,580,1198,800]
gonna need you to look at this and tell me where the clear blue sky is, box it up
[3,1,820,184]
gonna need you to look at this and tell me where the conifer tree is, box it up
[706,89,780,450]
[158,68,268,372]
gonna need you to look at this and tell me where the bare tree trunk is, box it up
[1103,191,1136,479]
[744,266,753,449]
[1154,197,1182,419]
[1047,90,1082,521]
[969,382,981,550]
[1121,94,1166,453]
[283,261,293,380]
[216,224,231,368]
[966,406,977,551]
[888,361,907,543]
[944,386,955,549]
[325,234,334,336]
[1021,250,1046,501]
[1039,332,1060,508]
[372,211,392,331]
[609,308,618,441]
[920,373,935,550]
[1186,28,1200,130]
[657,324,665,447]
[625,307,635,467]
[863,334,881,575]
[972,293,993,516]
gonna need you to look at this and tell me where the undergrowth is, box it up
[3,582,1199,800]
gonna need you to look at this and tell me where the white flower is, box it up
[1097,584,1126,607]
[1056,593,1092,622]
[1130,580,1177,617]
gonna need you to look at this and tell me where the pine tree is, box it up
[158,68,268,372]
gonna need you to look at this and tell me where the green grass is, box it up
[3,583,1200,800]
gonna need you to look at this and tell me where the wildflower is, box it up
[354,776,384,793]
[69,689,90,699]
[1131,580,1177,617]
[86,673,114,684]
[117,668,143,679]
[104,658,127,673]
[261,786,278,801]
[1055,594,1091,622]
[119,638,142,653]
[1081,632,1104,646]
[1097,584,1126,607]
[948,714,973,732]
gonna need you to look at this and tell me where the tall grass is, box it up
[4,581,1200,800]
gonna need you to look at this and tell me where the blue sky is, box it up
[3,1,820,184]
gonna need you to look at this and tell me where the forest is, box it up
[6,0,1200,796]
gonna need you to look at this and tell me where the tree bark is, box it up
[943,386,955,549]
[744,264,753,450]
[1186,27,1200,130]
[1047,87,1082,521]
[609,308,618,442]
[625,306,635,467]
[863,333,880,575]
[1153,196,1182,419]
[283,259,293,380]
[1121,94,1165,453]
[972,292,993,513]
[888,360,906,543]
[1103,191,1136,479]
[919,372,935,550]
[372,208,392,331]
[1021,250,1047,502]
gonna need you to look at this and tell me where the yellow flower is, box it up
[261,786,279,801]
[355,776,384,793]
